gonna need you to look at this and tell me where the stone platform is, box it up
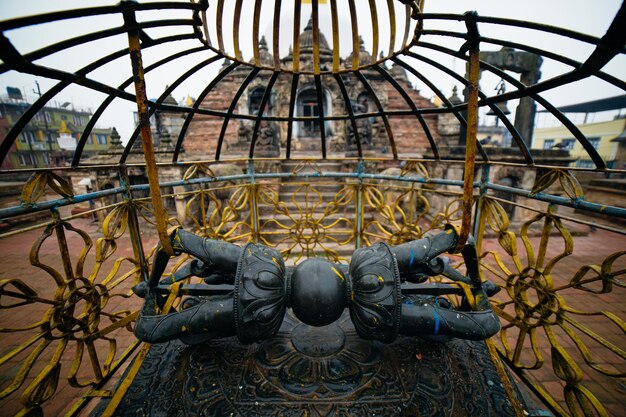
[113,312,522,416]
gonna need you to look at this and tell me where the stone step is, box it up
[278,175,347,186]
[265,240,357,265]
[257,203,356,216]
[275,190,347,203]
[280,161,344,174]
[257,212,358,227]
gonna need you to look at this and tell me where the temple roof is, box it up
[293,16,332,58]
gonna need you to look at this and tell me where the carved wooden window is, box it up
[297,89,320,135]
[249,87,266,115]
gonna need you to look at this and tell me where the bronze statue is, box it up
[133,226,500,344]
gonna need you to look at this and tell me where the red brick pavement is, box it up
[0,217,624,416]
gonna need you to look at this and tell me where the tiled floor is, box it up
[0,216,624,416]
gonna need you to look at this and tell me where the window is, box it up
[34,112,42,121]
[297,89,321,135]
[41,153,49,165]
[588,137,600,149]
[302,100,319,133]
[73,115,83,126]
[96,134,107,145]
[20,131,35,143]
[61,115,68,121]
[561,139,575,150]
[248,87,267,114]
[17,154,35,166]
[44,112,52,122]
[86,135,93,144]
[543,139,554,149]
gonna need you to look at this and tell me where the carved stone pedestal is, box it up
[113,312,530,416]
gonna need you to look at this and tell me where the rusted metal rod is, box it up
[453,12,480,253]
[123,8,174,256]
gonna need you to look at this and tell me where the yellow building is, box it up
[533,117,626,168]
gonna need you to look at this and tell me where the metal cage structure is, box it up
[0,1,625,416]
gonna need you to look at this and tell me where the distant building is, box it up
[0,87,115,169]
[533,95,626,169]
[533,117,626,168]
[132,92,185,148]
[184,19,439,159]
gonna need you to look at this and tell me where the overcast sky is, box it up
[1,0,624,143]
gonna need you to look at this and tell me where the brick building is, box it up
[184,18,439,160]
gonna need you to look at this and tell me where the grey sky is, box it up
[1,0,624,144]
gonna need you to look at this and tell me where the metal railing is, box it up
[0,158,624,416]
[1,1,625,416]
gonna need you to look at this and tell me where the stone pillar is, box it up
[464,47,543,147]
[514,69,541,147]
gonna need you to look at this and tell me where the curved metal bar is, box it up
[72,40,207,165]
[272,0,282,70]
[578,3,626,75]
[386,0,396,61]
[372,64,440,160]
[0,1,207,31]
[292,0,302,73]
[418,13,607,47]
[354,71,397,159]
[402,4,411,49]
[333,74,363,158]
[252,0,262,67]
[0,78,69,165]
[120,54,223,161]
[174,61,242,162]
[233,0,244,62]
[6,169,626,220]
[285,73,300,159]
[0,37,146,164]
[312,0,321,74]
[216,0,225,54]
[329,0,340,73]
[368,0,379,60]
[479,36,626,92]
[396,53,527,163]
[417,29,626,92]
[314,74,327,158]
[348,0,360,70]
[214,67,261,160]
[0,19,200,75]
[249,72,280,158]
[408,44,607,168]
[392,56,467,125]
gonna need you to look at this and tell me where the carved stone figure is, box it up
[346,101,373,151]
[257,121,279,148]
[237,121,252,145]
